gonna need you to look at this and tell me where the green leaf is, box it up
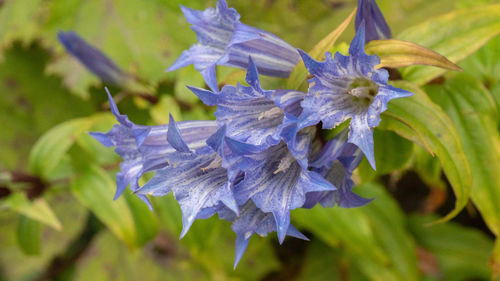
[358,129,414,179]
[365,39,461,71]
[413,146,446,191]
[123,192,159,247]
[295,240,343,281]
[286,7,356,90]
[397,4,500,85]
[149,95,181,124]
[380,81,471,222]
[70,164,137,249]
[28,113,114,179]
[409,215,494,281]
[459,36,500,124]
[0,0,44,52]
[428,74,500,235]
[16,215,42,256]
[3,193,62,230]
[294,183,419,281]
[28,118,93,178]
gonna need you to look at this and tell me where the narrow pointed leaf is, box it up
[429,74,500,235]
[3,193,62,230]
[70,164,137,249]
[397,4,500,85]
[28,113,113,178]
[365,39,462,71]
[379,81,471,222]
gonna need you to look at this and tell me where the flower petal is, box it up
[355,1,392,42]
[57,31,127,85]
[219,22,300,77]
[235,143,334,243]
[223,201,308,268]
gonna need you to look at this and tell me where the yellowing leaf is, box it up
[365,39,462,71]
[4,193,62,230]
[398,4,500,85]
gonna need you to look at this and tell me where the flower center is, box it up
[348,77,379,106]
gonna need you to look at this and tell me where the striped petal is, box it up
[219,201,308,268]
[235,142,334,243]
[218,22,300,78]
[297,25,412,169]
[136,119,237,238]
[355,0,392,42]
[189,59,298,149]
[305,142,372,209]
[89,90,218,202]
[168,0,300,91]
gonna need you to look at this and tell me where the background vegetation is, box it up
[1,0,500,280]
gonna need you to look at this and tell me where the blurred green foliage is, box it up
[1,0,500,280]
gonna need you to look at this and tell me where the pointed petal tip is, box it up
[88,132,114,147]
[277,225,287,244]
[287,225,309,241]
[234,236,250,269]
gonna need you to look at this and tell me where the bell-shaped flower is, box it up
[188,58,309,166]
[355,0,392,42]
[168,0,300,91]
[219,200,308,268]
[304,129,372,208]
[223,138,335,244]
[90,90,218,207]
[297,24,412,169]
[135,117,238,238]
[58,31,129,86]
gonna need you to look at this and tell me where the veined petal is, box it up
[137,151,236,238]
[349,113,375,169]
[219,22,300,78]
[189,59,296,149]
[355,1,392,42]
[181,0,239,49]
[169,1,301,90]
[305,143,372,209]
[90,90,218,200]
[235,142,334,243]
[136,117,237,238]
[310,128,349,171]
[297,25,413,170]
[219,201,308,268]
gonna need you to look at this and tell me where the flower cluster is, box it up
[87,0,412,267]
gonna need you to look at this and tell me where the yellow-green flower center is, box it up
[348,77,379,106]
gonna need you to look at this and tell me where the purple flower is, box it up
[355,0,392,42]
[223,138,335,244]
[219,200,308,268]
[168,0,300,91]
[90,90,218,208]
[188,58,309,167]
[135,117,238,238]
[304,129,372,208]
[297,24,412,169]
[58,31,128,86]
